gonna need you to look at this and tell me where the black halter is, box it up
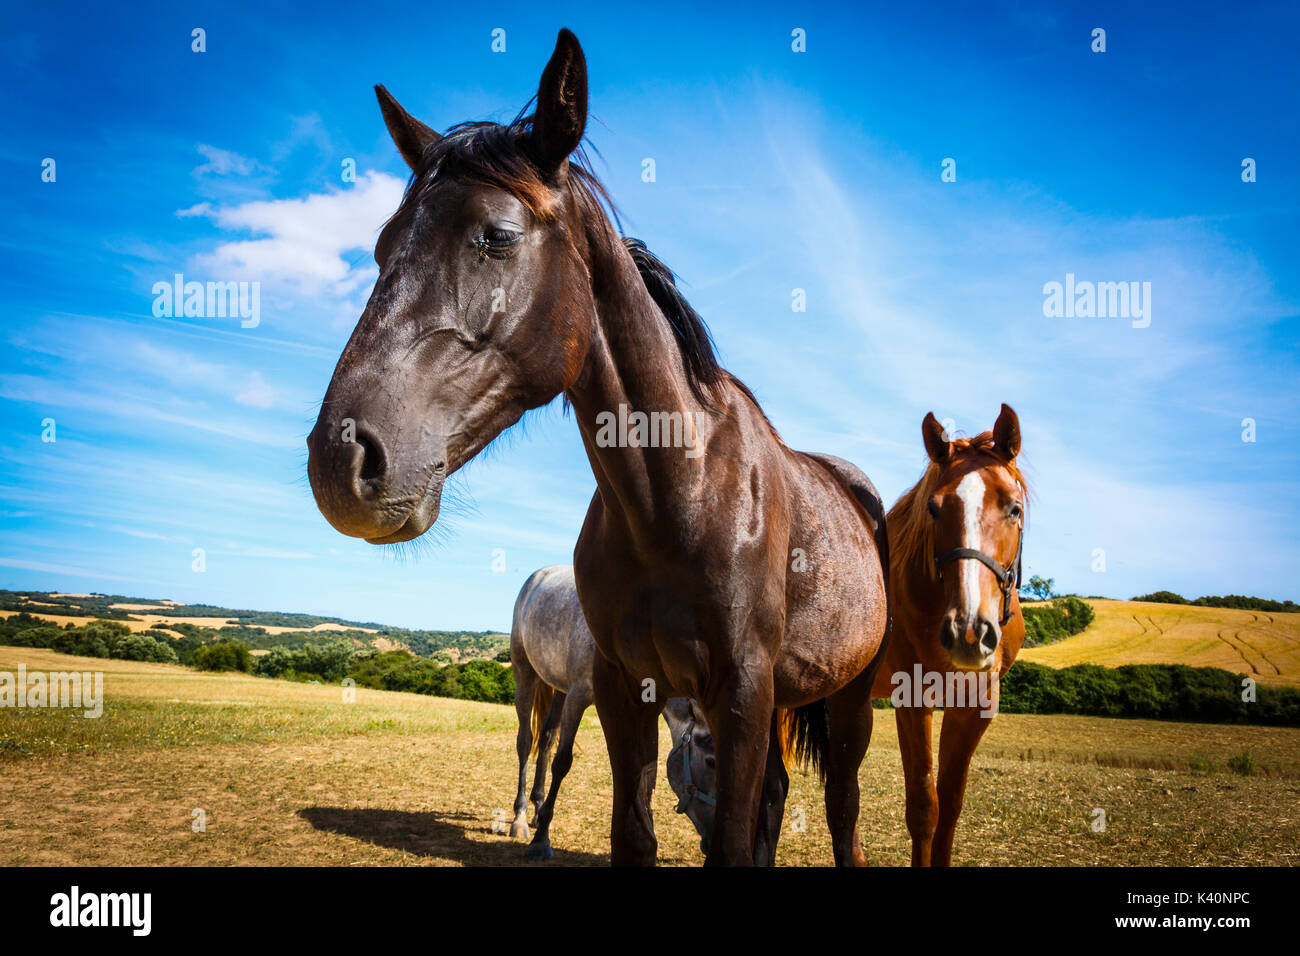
[934,520,1024,627]
[670,716,715,813]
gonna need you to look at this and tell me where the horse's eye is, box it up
[704,755,715,769]
[485,226,522,247]
[1009,504,1022,520]
[927,499,940,519]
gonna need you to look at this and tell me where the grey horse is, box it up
[509,565,716,859]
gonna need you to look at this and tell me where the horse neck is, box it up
[565,240,719,542]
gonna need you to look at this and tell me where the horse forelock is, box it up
[390,112,619,236]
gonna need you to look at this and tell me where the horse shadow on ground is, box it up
[298,807,607,866]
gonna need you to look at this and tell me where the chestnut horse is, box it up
[305,30,890,865]
[871,404,1027,865]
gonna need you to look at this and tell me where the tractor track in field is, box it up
[1217,629,1261,674]
[1237,623,1284,676]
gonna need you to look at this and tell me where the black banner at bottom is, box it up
[0,865,1283,942]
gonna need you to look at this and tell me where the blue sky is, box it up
[1,1,1296,629]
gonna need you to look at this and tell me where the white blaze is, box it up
[954,471,987,623]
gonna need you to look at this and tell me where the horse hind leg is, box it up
[510,664,542,839]
[531,691,565,820]
[526,686,591,860]
[824,668,877,867]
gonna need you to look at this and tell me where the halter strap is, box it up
[673,718,716,811]
[934,522,1024,627]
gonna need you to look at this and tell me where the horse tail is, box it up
[776,709,794,765]
[528,682,555,759]
[777,701,830,781]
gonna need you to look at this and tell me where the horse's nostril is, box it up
[978,621,1000,653]
[355,433,384,483]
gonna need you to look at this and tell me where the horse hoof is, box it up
[524,843,554,860]
[508,823,530,840]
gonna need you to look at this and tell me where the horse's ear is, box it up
[992,403,1022,460]
[922,412,950,464]
[375,84,440,171]
[530,29,588,177]
[688,699,705,726]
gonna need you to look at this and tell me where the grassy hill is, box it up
[0,590,509,662]
[1020,599,1300,687]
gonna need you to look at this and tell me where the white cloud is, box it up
[193,171,403,297]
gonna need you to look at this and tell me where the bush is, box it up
[111,633,179,663]
[250,641,354,681]
[458,659,515,704]
[5,625,64,649]
[1022,596,1095,647]
[1227,751,1256,776]
[190,642,252,672]
[1133,590,1188,605]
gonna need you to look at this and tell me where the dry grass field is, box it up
[2,646,1297,867]
[1021,600,1300,687]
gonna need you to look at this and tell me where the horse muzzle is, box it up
[306,417,446,543]
[939,610,1000,671]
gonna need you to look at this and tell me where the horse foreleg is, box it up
[526,687,591,860]
[593,653,660,866]
[895,703,938,865]
[824,668,877,867]
[932,704,994,866]
[703,660,773,867]
[751,713,789,866]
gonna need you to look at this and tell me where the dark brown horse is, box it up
[305,29,890,865]
[871,404,1027,865]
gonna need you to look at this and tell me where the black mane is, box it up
[621,238,726,407]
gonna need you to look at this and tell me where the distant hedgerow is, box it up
[1000,662,1300,726]
[1022,596,1095,647]
[1133,591,1298,613]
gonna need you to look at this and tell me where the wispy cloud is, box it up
[194,144,268,177]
